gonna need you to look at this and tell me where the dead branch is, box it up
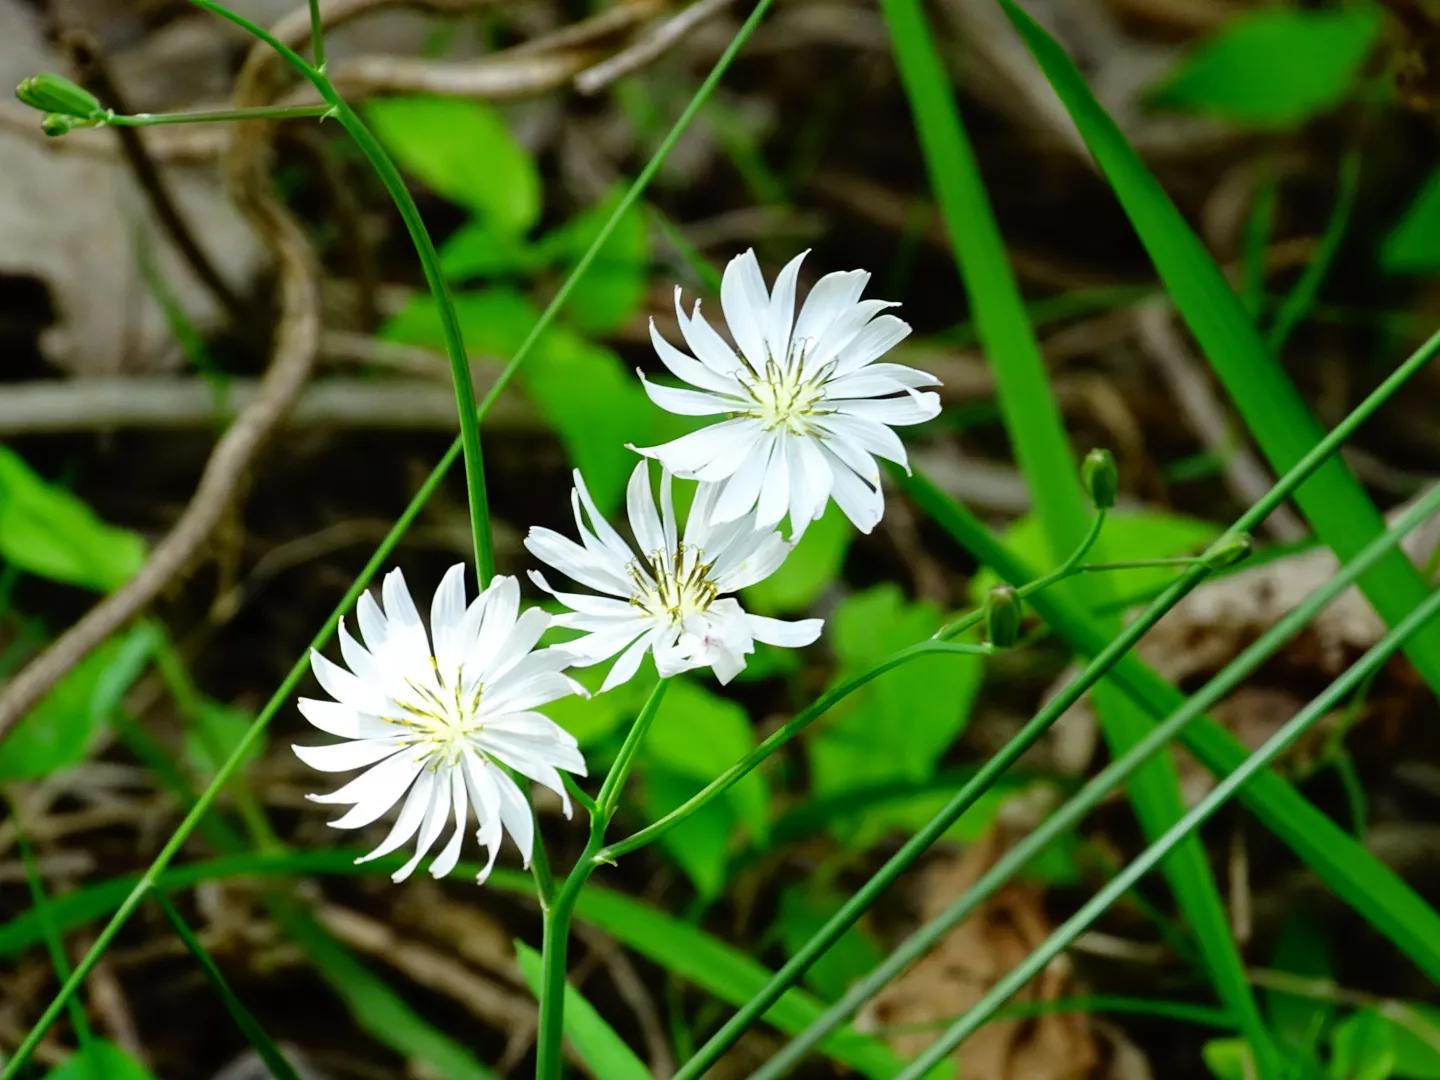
[576,0,739,95]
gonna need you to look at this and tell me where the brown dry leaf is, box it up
[857,830,1103,1079]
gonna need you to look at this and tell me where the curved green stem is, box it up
[106,104,332,126]
[307,0,326,70]
[536,680,669,1080]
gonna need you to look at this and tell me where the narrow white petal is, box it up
[427,769,470,879]
[310,748,420,806]
[298,698,394,740]
[323,757,423,829]
[680,296,745,376]
[309,649,385,713]
[356,770,435,865]
[827,453,886,533]
[573,469,635,564]
[392,776,450,882]
[820,412,910,469]
[793,269,869,351]
[600,629,657,692]
[337,620,386,691]
[650,318,742,395]
[712,531,791,592]
[754,440,791,528]
[472,575,520,670]
[492,768,535,866]
[525,528,632,597]
[832,392,941,428]
[461,752,503,883]
[626,460,665,555]
[639,374,742,416]
[828,314,913,377]
[809,299,899,373]
[292,738,405,773]
[632,419,764,482]
[482,743,573,817]
[721,249,770,366]
[685,481,721,551]
[825,363,940,398]
[659,468,678,554]
[356,590,389,655]
[747,614,824,647]
[709,436,775,525]
[480,607,551,684]
[766,250,807,366]
[430,563,469,677]
[381,568,432,673]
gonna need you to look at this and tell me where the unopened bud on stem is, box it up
[1081,449,1117,510]
[1202,532,1253,570]
[984,586,1021,649]
[16,73,102,119]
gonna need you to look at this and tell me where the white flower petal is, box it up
[650,318,742,395]
[680,296,745,376]
[639,373,742,416]
[766,249,807,365]
[820,412,910,469]
[380,567,432,674]
[309,649,385,714]
[710,435,776,525]
[600,630,658,692]
[826,453,885,533]
[429,563,469,676]
[297,698,393,740]
[392,777,449,882]
[356,769,435,866]
[427,769,470,879]
[809,299,899,372]
[754,439,791,528]
[721,248,770,365]
[292,738,405,773]
[828,314,913,377]
[832,391,941,428]
[574,469,635,565]
[627,460,665,555]
[525,528,632,596]
[793,269,869,354]
[825,362,940,398]
[633,418,764,482]
[321,756,423,829]
[747,614,824,647]
[492,768,535,867]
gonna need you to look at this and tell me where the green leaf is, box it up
[0,625,154,780]
[1332,1011,1397,1080]
[43,1039,157,1080]
[383,287,692,510]
[808,585,981,843]
[1204,1036,1257,1080]
[365,97,541,235]
[514,941,650,1080]
[1148,7,1381,126]
[1381,170,1440,275]
[770,885,883,1000]
[537,191,651,335]
[1266,912,1337,1056]
[0,445,146,592]
[1383,1005,1440,1080]
[439,219,546,280]
[743,506,852,614]
[641,678,768,894]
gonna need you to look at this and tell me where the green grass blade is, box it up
[1267,150,1360,354]
[880,0,1271,1056]
[153,893,301,1080]
[995,0,1440,694]
[515,941,650,1080]
[902,468,1440,980]
[15,821,94,1059]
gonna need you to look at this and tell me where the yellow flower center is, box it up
[629,544,719,625]
[387,671,483,768]
[738,356,830,435]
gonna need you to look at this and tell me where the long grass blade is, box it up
[878,0,1270,1057]
[153,892,302,1080]
[995,0,1440,693]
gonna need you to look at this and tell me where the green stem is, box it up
[536,680,669,1080]
[182,0,493,581]
[105,104,331,126]
[1081,557,1203,572]
[897,583,1440,1078]
[307,0,326,70]
[758,480,1440,1080]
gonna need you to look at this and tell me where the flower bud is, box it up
[1081,449,1117,510]
[984,586,1021,649]
[1202,532,1253,570]
[40,113,82,137]
[16,73,102,119]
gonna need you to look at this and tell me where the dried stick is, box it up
[576,0,739,94]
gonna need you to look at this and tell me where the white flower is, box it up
[294,567,586,884]
[524,461,823,690]
[631,249,941,537]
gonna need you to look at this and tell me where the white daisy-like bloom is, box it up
[294,567,586,884]
[524,461,824,690]
[632,249,941,537]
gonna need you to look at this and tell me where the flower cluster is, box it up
[294,252,939,881]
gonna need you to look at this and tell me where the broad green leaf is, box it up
[514,941,650,1080]
[1266,912,1336,1056]
[43,1039,157,1080]
[366,97,541,235]
[383,287,691,510]
[641,678,768,894]
[0,625,154,780]
[743,506,852,614]
[1381,170,1440,275]
[536,192,651,335]
[809,585,981,843]
[439,219,546,279]
[0,445,146,592]
[1148,7,1381,126]
[770,884,883,1000]
[1332,1011,1397,1080]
